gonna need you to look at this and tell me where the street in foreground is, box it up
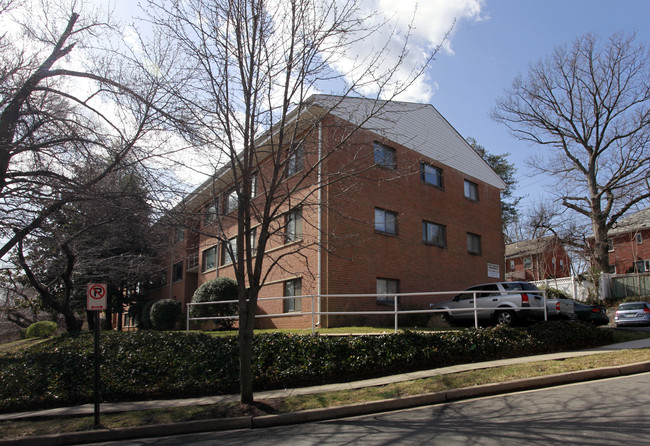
[86,372,650,446]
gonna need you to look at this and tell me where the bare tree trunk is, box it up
[238,289,258,404]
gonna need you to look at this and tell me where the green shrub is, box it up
[139,300,157,330]
[150,299,180,330]
[0,321,615,413]
[190,278,238,329]
[24,321,58,339]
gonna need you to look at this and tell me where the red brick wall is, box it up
[320,117,504,325]
[609,229,650,273]
[152,112,505,330]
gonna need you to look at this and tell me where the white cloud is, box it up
[328,0,485,102]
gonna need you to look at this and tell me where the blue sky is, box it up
[108,0,649,214]
[426,0,650,214]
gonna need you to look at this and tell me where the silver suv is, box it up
[432,281,545,326]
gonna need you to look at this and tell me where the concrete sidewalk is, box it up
[2,337,650,445]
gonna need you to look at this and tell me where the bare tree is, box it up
[143,0,445,403]
[492,32,650,275]
[0,0,179,260]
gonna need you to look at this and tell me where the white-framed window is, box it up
[222,237,237,265]
[287,144,304,177]
[523,257,532,269]
[172,261,183,282]
[560,259,565,271]
[636,233,643,245]
[204,200,218,225]
[464,180,479,201]
[377,278,399,305]
[224,188,238,214]
[284,278,302,312]
[422,220,446,247]
[374,142,396,169]
[375,208,398,235]
[421,163,443,188]
[175,227,185,243]
[467,233,482,255]
[509,260,515,271]
[285,209,303,243]
[250,173,257,198]
[607,239,614,252]
[201,246,217,272]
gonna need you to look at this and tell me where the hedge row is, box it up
[0,321,612,412]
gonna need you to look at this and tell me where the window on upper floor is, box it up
[202,246,217,272]
[172,261,183,282]
[375,208,398,235]
[285,208,303,243]
[607,239,614,252]
[467,232,482,255]
[464,180,479,201]
[422,220,446,248]
[523,257,532,269]
[421,163,443,188]
[636,233,643,245]
[509,260,515,271]
[204,200,219,225]
[374,142,396,170]
[287,143,304,177]
[283,278,302,312]
[174,227,185,243]
[224,188,238,214]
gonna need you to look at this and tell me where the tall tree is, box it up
[0,0,176,260]
[15,164,160,332]
[144,0,445,403]
[492,32,650,275]
[466,137,520,241]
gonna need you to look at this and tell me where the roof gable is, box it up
[310,95,507,190]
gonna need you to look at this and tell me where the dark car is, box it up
[614,302,650,327]
[573,302,609,326]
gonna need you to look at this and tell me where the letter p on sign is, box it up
[87,283,108,311]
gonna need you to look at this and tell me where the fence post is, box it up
[311,295,316,335]
[473,291,479,329]
[393,295,398,333]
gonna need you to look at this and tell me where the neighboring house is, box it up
[602,208,650,274]
[505,236,571,282]
[148,95,507,329]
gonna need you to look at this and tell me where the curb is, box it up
[2,361,650,446]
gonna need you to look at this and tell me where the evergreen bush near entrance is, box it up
[190,277,238,329]
[24,321,58,339]
[0,321,612,413]
[150,299,180,330]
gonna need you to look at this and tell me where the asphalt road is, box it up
[88,372,650,446]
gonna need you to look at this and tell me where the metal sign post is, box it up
[87,283,107,428]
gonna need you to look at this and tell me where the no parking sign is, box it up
[87,283,107,311]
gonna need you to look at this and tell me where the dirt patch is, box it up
[186,399,281,420]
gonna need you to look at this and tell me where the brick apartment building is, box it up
[602,207,650,274]
[148,95,507,328]
[504,236,572,281]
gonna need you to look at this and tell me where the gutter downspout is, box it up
[317,121,322,327]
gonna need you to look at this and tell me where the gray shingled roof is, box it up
[505,236,555,259]
[608,207,650,236]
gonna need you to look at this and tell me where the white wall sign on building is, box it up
[87,283,108,311]
[487,263,500,279]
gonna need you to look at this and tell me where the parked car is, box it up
[614,302,650,327]
[573,302,609,326]
[431,281,545,326]
[546,298,576,320]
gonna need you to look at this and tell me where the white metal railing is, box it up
[186,290,549,333]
